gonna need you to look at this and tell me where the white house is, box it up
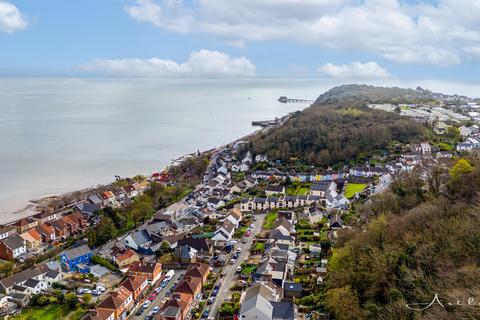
[459,126,472,137]
[211,220,235,241]
[421,143,431,155]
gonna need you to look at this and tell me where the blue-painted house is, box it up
[60,244,93,273]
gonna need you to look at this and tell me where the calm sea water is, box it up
[0,78,328,220]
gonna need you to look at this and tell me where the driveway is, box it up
[209,213,266,319]
[129,271,183,320]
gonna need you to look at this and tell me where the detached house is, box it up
[60,244,92,273]
[111,247,139,268]
[124,230,152,254]
[224,208,242,228]
[73,202,100,217]
[239,282,294,320]
[101,191,117,206]
[0,235,26,260]
[211,219,235,241]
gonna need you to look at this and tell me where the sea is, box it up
[0,77,477,222]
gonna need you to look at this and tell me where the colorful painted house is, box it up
[60,244,92,273]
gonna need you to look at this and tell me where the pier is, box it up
[278,96,314,104]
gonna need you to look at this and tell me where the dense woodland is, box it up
[324,158,480,319]
[252,104,425,166]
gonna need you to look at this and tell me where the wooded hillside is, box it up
[252,105,425,166]
[324,158,480,319]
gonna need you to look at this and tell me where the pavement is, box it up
[209,213,266,319]
[129,271,183,320]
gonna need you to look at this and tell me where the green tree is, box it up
[82,293,92,305]
[446,126,461,141]
[450,158,473,179]
[325,286,365,320]
[65,292,79,310]
[0,261,14,277]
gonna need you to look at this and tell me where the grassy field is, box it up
[345,183,367,198]
[263,211,278,229]
[11,304,71,320]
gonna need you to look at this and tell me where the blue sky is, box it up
[1,0,480,82]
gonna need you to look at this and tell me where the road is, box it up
[209,213,266,319]
[129,271,182,320]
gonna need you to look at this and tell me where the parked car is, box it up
[208,296,215,304]
[154,287,162,294]
[91,289,101,296]
[202,308,210,318]
[236,248,242,253]
[245,230,251,237]
[96,285,106,292]
[82,288,92,294]
[148,293,157,301]
[145,311,155,320]
[143,300,151,308]
[250,223,254,228]
[152,306,160,314]
[242,238,248,243]
[237,266,242,272]
[136,308,144,316]
[230,258,236,264]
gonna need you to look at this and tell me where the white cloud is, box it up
[318,61,392,80]
[123,0,480,66]
[0,1,28,33]
[79,49,255,77]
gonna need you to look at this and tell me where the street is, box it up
[129,271,182,320]
[209,212,266,319]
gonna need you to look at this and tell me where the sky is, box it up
[1,0,480,86]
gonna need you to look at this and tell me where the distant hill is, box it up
[313,84,435,106]
[251,85,426,166]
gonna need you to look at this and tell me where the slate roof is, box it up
[178,237,211,252]
[2,234,25,250]
[23,278,40,288]
[75,202,100,215]
[283,281,302,293]
[132,229,151,246]
[272,301,295,320]
[0,264,49,291]
[62,244,92,260]
[310,181,334,191]
[266,185,284,193]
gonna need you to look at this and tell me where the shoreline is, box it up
[0,122,274,226]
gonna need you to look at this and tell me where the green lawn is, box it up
[286,184,310,196]
[11,304,71,320]
[263,212,278,230]
[345,183,367,198]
